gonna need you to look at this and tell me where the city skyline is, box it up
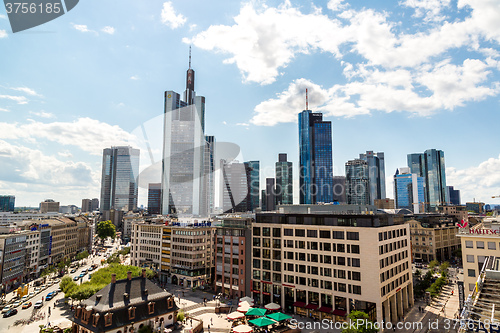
[0,1,500,207]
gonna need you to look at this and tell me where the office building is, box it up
[332,176,346,204]
[81,198,99,213]
[466,202,484,214]
[214,215,253,298]
[264,178,277,212]
[276,154,293,205]
[407,149,448,211]
[202,135,216,215]
[40,199,60,213]
[374,199,395,210]
[406,216,460,262]
[148,183,162,215]
[100,146,140,212]
[0,195,15,212]
[71,270,178,333]
[131,219,215,287]
[299,108,333,204]
[447,186,461,205]
[221,161,251,213]
[246,161,260,211]
[458,216,500,292]
[0,231,27,291]
[161,52,206,216]
[359,151,386,205]
[345,159,370,205]
[251,210,413,324]
[394,167,425,213]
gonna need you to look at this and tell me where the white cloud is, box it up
[161,1,187,29]
[447,154,500,203]
[130,75,140,80]
[0,14,6,19]
[401,0,451,22]
[29,111,55,119]
[236,122,250,126]
[0,30,7,38]
[327,0,347,12]
[58,151,73,158]
[101,26,115,35]
[10,86,42,97]
[0,108,9,112]
[0,117,137,155]
[72,24,97,34]
[189,24,198,31]
[0,94,28,104]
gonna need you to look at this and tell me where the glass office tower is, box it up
[299,110,333,204]
[246,161,260,211]
[275,154,293,205]
[359,151,386,205]
[345,159,370,205]
[0,195,15,212]
[100,146,140,211]
[394,167,424,213]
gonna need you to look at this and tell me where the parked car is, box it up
[12,301,21,308]
[70,268,77,273]
[22,302,32,309]
[3,308,17,317]
[34,287,41,293]
[45,293,53,301]
[73,276,79,281]
[34,300,43,309]
[1,305,11,313]
[20,296,28,302]
[28,292,35,298]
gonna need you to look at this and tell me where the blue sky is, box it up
[0,0,499,207]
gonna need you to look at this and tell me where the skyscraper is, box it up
[359,151,386,205]
[221,160,251,213]
[275,154,293,205]
[332,176,346,203]
[148,183,162,215]
[202,135,216,215]
[299,106,333,204]
[100,146,140,212]
[394,167,424,213]
[447,186,461,205]
[246,161,260,211]
[345,159,370,205]
[407,149,448,211]
[161,50,207,216]
[265,178,277,211]
[0,195,15,212]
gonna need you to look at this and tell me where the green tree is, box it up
[342,311,378,333]
[440,262,450,273]
[428,260,439,272]
[96,220,116,242]
[76,250,90,261]
[415,269,422,279]
[138,325,153,333]
[177,310,185,322]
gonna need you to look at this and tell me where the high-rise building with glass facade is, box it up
[407,149,448,211]
[202,135,216,215]
[359,151,386,205]
[265,178,276,211]
[161,53,207,216]
[221,160,251,213]
[394,167,424,213]
[148,183,162,215]
[246,160,260,211]
[0,195,15,212]
[447,186,461,206]
[345,159,370,205]
[299,110,333,204]
[100,146,140,212]
[275,154,293,205]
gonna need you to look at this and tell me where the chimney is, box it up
[142,269,146,278]
[127,271,132,280]
[111,274,116,284]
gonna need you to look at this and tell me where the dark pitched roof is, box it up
[82,276,172,312]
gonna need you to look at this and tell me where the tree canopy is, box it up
[342,311,378,333]
[96,220,116,241]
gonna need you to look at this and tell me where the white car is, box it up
[20,296,28,302]
[12,301,21,308]
[34,287,41,293]
[33,300,43,309]
[2,305,11,313]
[28,292,35,298]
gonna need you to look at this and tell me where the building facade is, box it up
[299,110,333,205]
[251,211,413,325]
[359,151,386,205]
[202,135,216,215]
[447,186,461,206]
[214,215,253,298]
[0,230,27,292]
[264,178,277,212]
[345,159,370,205]
[221,161,251,213]
[246,161,260,211]
[276,154,293,205]
[394,167,425,213]
[100,146,140,212]
[332,176,346,204]
[148,183,162,215]
[40,199,60,213]
[0,195,15,212]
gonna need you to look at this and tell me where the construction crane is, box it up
[492,196,500,198]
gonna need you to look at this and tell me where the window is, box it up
[262,228,270,237]
[337,257,346,266]
[253,259,261,269]
[295,229,305,237]
[338,283,346,292]
[263,238,270,248]
[465,241,473,248]
[273,228,281,237]
[253,227,261,236]
[253,270,260,279]
[263,260,271,270]
[128,307,136,320]
[337,244,345,252]
[352,272,361,281]
[352,285,361,295]
[310,242,318,250]
[284,229,293,236]
[466,255,475,263]
[323,243,331,251]
[320,230,331,239]
[333,231,344,239]
[104,313,112,327]
[351,245,360,254]
[253,248,261,258]
[468,269,476,277]
[253,238,261,247]
[307,230,318,238]
[488,242,496,250]
[148,302,155,314]
[352,258,360,267]
[477,241,484,249]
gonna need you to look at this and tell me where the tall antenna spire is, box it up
[189,46,192,69]
[306,88,308,110]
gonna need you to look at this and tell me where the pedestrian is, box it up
[211,318,213,325]
[418,306,421,312]
[208,324,210,332]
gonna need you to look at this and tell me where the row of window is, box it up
[379,250,408,269]
[252,280,361,295]
[282,240,360,253]
[380,262,409,283]
[379,239,408,255]
[378,228,407,241]
[380,273,410,296]
[253,227,358,240]
[465,240,497,250]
